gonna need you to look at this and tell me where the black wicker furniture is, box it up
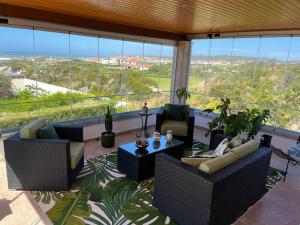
[4,123,84,191]
[155,105,195,147]
[117,136,185,181]
[153,146,272,225]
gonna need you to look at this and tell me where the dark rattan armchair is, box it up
[153,146,272,225]
[4,124,84,191]
[156,105,195,147]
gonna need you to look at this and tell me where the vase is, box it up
[166,130,173,143]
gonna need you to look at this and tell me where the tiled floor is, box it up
[0,127,299,225]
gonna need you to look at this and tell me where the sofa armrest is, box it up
[155,107,166,132]
[4,136,71,190]
[153,153,213,225]
[54,124,84,142]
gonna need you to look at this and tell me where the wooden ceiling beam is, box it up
[0,3,187,41]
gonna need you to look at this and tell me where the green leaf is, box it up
[74,153,121,188]
[32,191,64,204]
[47,190,91,225]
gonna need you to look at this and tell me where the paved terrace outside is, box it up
[0,126,300,225]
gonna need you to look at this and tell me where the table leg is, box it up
[136,115,144,138]
[284,159,290,181]
[144,115,149,138]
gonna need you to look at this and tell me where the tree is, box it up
[0,74,12,99]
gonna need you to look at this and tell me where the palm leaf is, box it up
[32,191,64,204]
[122,185,177,225]
[47,190,91,225]
[89,177,138,225]
[74,153,121,187]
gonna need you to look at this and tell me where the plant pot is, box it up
[101,132,115,148]
[209,130,226,150]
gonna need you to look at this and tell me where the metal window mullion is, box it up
[32,27,40,117]
[157,44,163,111]
[68,31,73,118]
[226,37,235,99]
[281,35,292,88]
[251,36,262,88]
[97,36,101,116]
[204,38,212,103]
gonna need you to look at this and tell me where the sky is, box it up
[192,36,300,61]
[0,27,173,58]
[1,26,300,61]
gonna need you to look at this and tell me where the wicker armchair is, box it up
[156,106,195,147]
[4,124,84,191]
[153,147,272,225]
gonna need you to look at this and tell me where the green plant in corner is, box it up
[175,87,190,104]
[105,106,113,133]
[244,108,271,140]
[204,98,271,138]
[101,106,115,148]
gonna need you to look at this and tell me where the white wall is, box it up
[11,78,82,94]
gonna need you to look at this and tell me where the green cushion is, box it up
[38,124,59,139]
[165,104,188,121]
[20,118,47,139]
[161,120,188,136]
[70,142,85,169]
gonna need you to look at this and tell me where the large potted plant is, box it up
[244,108,271,141]
[101,106,115,148]
[204,98,271,149]
[175,88,190,104]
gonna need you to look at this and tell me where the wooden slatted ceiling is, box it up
[1,0,300,35]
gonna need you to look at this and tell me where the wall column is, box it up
[170,40,192,104]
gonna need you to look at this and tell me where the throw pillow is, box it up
[165,104,186,121]
[38,124,59,139]
[228,134,242,148]
[214,138,229,156]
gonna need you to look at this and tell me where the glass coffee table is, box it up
[117,136,185,181]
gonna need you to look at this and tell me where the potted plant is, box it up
[244,108,271,141]
[101,106,115,148]
[175,88,190,104]
[204,98,271,149]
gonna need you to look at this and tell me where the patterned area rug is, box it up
[32,141,285,225]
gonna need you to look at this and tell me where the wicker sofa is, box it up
[153,145,272,225]
[4,122,84,191]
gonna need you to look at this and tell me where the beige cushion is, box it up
[229,134,242,148]
[161,120,188,136]
[199,140,260,174]
[181,157,209,168]
[199,152,239,174]
[231,140,259,159]
[70,142,85,169]
[20,118,47,139]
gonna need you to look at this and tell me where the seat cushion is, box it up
[70,142,85,169]
[38,124,59,139]
[199,152,239,174]
[165,104,188,121]
[181,157,209,168]
[20,118,47,139]
[161,120,188,136]
[231,140,259,159]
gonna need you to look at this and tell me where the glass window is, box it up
[0,26,175,130]
[190,36,300,132]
